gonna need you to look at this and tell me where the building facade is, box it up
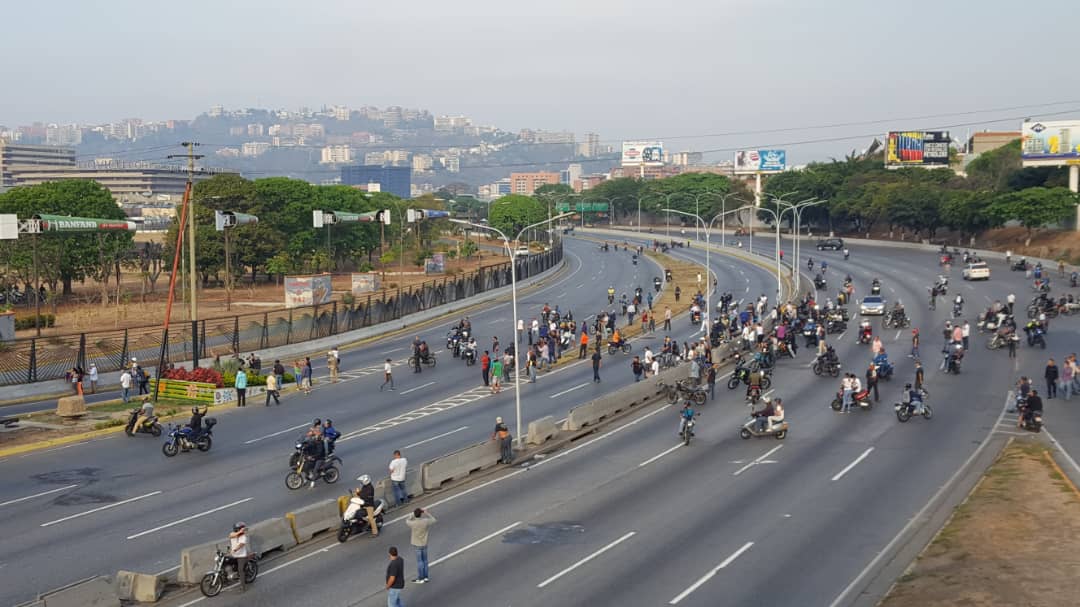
[510,172,560,195]
[340,165,411,199]
[0,142,77,188]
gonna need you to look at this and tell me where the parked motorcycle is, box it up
[162,419,215,457]
[831,388,872,412]
[739,415,788,440]
[124,407,162,437]
[895,390,933,423]
[338,500,386,543]
[285,454,342,490]
[200,546,258,597]
[658,378,707,406]
[811,355,841,377]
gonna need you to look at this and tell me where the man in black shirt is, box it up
[591,349,602,383]
[386,546,405,606]
[1020,389,1044,429]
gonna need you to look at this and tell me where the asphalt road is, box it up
[0,236,782,606]
[137,233,1080,607]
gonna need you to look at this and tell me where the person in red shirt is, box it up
[481,351,491,387]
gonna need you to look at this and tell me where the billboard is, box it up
[1021,120,1080,166]
[733,150,787,174]
[284,274,333,308]
[425,253,446,275]
[885,131,950,167]
[351,273,381,296]
[621,141,664,166]
[35,214,137,232]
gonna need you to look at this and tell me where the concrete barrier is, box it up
[248,517,297,555]
[421,440,501,490]
[287,499,340,543]
[374,468,424,506]
[178,540,219,584]
[38,575,117,607]
[56,395,86,418]
[114,570,163,602]
[527,416,558,445]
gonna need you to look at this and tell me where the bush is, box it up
[222,371,295,387]
[357,261,375,272]
[342,293,355,305]
[161,367,224,387]
[14,314,55,330]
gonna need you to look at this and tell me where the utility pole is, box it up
[168,142,203,366]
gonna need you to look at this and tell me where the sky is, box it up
[3,0,1080,164]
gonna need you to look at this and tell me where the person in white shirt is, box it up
[517,318,524,343]
[381,358,394,391]
[389,450,409,506]
[88,363,99,394]
[229,522,250,592]
[120,369,132,403]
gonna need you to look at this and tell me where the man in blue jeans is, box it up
[405,508,436,584]
[386,546,405,606]
[389,450,409,505]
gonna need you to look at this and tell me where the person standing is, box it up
[264,373,281,406]
[591,348,602,383]
[1045,358,1059,399]
[493,417,512,464]
[1008,330,1018,358]
[301,357,313,395]
[517,318,524,344]
[490,356,503,394]
[88,363,99,394]
[480,351,491,387]
[381,358,395,391]
[1061,355,1074,400]
[866,363,879,402]
[229,523,250,593]
[663,306,672,332]
[706,364,717,400]
[631,356,643,382]
[502,351,513,382]
[135,364,149,395]
[386,547,406,607]
[910,329,920,359]
[961,321,971,351]
[327,347,340,384]
[120,368,132,404]
[273,360,286,392]
[235,368,248,407]
[579,329,589,359]
[406,509,436,584]
[389,450,409,506]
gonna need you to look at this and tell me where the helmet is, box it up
[324,419,332,426]
[233,522,246,532]
[359,474,371,485]
[192,407,200,415]
[905,383,912,389]
[313,418,322,426]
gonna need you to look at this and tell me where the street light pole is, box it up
[449,212,574,452]
[766,196,823,296]
[662,206,746,332]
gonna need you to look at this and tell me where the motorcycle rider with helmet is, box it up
[1019,389,1043,429]
[904,383,925,415]
[357,475,380,536]
[228,522,250,592]
[300,430,326,488]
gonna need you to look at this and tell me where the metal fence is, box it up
[0,245,563,386]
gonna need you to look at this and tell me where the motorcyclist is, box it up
[807,257,814,271]
[859,319,872,343]
[610,328,623,348]
[323,419,340,455]
[353,476,381,537]
[300,434,326,487]
[306,418,323,439]
[892,301,906,322]
[607,286,615,303]
[679,402,696,436]
[843,248,850,260]
[873,350,892,377]
[871,278,881,293]
[460,316,472,333]
[747,368,763,400]
[134,397,154,432]
[954,294,964,315]
[752,399,775,433]
[904,383,925,415]
[184,405,207,443]
[1019,389,1043,428]
[820,260,828,273]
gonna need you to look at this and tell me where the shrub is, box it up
[222,371,295,387]
[161,367,224,387]
[14,314,55,330]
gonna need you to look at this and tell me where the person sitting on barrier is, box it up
[323,419,340,455]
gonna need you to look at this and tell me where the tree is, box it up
[488,195,547,239]
[939,191,999,243]
[988,187,1079,245]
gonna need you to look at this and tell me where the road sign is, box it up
[407,209,451,222]
[34,214,136,232]
[215,210,258,231]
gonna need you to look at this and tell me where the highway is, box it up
[0,236,780,607]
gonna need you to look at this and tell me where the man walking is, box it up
[961,321,970,351]
[88,363,99,394]
[120,368,132,404]
[591,348,602,383]
[273,360,286,392]
[264,373,281,406]
[381,358,395,391]
[386,547,405,607]
[493,417,512,464]
[406,509,436,584]
[631,356,644,382]
[235,367,248,407]
[327,347,341,383]
[490,356,503,394]
[910,329,920,359]
[664,306,672,332]
[389,450,409,506]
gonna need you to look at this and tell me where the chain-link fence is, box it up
[0,246,563,386]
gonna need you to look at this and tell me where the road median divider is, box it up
[287,499,340,544]
[177,540,218,585]
[421,440,501,490]
[374,467,424,505]
[35,575,117,607]
[114,570,164,603]
[527,416,558,445]
[248,517,297,556]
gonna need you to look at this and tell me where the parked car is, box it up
[514,246,531,257]
[962,262,990,281]
[859,295,886,316]
[816,238,844,251]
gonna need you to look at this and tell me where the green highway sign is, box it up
[35,214,136,232]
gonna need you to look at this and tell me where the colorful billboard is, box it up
[284,274,333,308]
[733,150,787,174]
[885,131,950,167]
[1021,120,1080,166]
[621,141,664,166]
[351,273,381,295]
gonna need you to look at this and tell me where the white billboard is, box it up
[622,141,664,166]
[734,150,787,174]
[1022,120,1080,167]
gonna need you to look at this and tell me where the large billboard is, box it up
[1021,120,1080,166]
[885,131,950,167]
[284,274,333,308]
[621,141,664,166]
[733,150,787,174]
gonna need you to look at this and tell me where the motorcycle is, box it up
[607,341,632,354]
[882,309,910,329]
[1011,259,1028,272]
[408,351,437,368]
[199,546,258,597]
[680,415,697,446]
[870,283,882,296]
[746,384,763,405]
[162,419,215,457]
[942,348,964,374]
[285,454,342,490]
[875,361,894,381]
[831,388,872,411]
[463,347,477,366]
[727,366,773,390]
[1025,324,1047,349]
[952,302,963,318]
[825,315,846,334]
[338,499,386,542]
[447,332,462,358]
[775,340,795,359]
[740,415,788,440]
[1019,406,1044,433]
[895,393,933,423]
[657,378,708,406]
[857,321,872,345]
[124,407,162,437]
[811,355,841,377]
[986,332,1013,350]
[813,275,827,291]
[802,322,819,347]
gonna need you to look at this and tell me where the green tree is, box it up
[988,187,1079,245]
[939,191,999,242]
[488,195,547,239]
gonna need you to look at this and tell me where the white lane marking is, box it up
[528,405,671,471]
[1044,428,1080,476]
[537,531,637,588]
[668,541,754,604]
[262,543,339,575]
[733,445,783,476]
[894,330,901,341]
[831,447,875,482]
[40,491,161,527]
[382,347,404,354]
[0,484,79,508]
[429,521,521,568]
[549,382,589,399]
[639,444,684,468]
[745,286,750,292]
[339,386,492,442]
[154,565,180,576]
[399,381,436,395]
[403,426,469,449]
[488,318,506,325]
[127,497,253,540]
[826,390,1012,607]
[577,283,585,288]
[838,331,846,340]
[244,423,310,445]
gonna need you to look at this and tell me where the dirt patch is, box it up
[0,398,189,452]
[880,439,1080,607]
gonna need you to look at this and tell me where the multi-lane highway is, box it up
[0,236,780,607]
[3,230,1078,607]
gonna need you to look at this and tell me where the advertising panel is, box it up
[35,214,137,232]
[885,131,950,167]
[284,274,333,308]
[351,273,381,295]
[1021,120,1080,166]
[425,253,446,275]
[621,141,664,166]
[733,150,787,174]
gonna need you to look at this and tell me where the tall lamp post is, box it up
[747,205,787,304]
[704,191,747,249]
[449,212,574,450]
[766,195,824,295]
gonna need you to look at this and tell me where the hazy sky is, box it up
[3,0,1080,163]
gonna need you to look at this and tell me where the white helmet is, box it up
[358,474,371,485]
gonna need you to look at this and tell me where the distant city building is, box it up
[479,178,512,200]
[208,105,224,117]
[320,145,355,164]
[11,164,233,203]
[561,163,583,186]
[333,105,351,121]
[533,130,575,145]
[967,131,1020,156]
[578,132,600,158]
[574,173,609,193]
[45,123,82,147]
[216,147,241,158]
[0,141,77,188]
[510,171,560,195]
[670,151,704,167]
[229,126,245,137]
[364,152,386,165]
[439,153,460,173]
[383,106,403,129]
[247,123,265,137]
[412,154,434,172]
[241,142,271,157]
[341,165,411,198]
[434,115,473,133]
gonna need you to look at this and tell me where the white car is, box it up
[514,246,531,257]
[962,262,990,281]
[859,295,886,316]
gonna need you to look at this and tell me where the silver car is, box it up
[859,295,886,316]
